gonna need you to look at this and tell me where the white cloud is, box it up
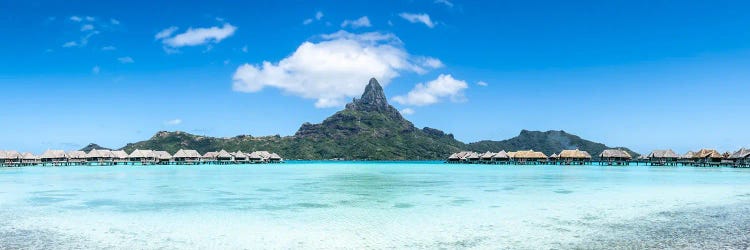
[400,108,415,115]
[157,23,237,48]
[70,16,82,22]
[399,13,435,28]
[110,18,120,25]
[101,46,116,51]
[92,66,100,74]
[419,57,444,68]
[118,56,134,64]
[80,24,94,31]
[155,26,178,40]
[393,74,468,106]
[303,11,324,25]
[341,16,371,28]
[232,30,440,108]
[165,119,182,125]
[85,16,95,22]
[62,41,78,47]
[241,45,248,53]
[477,81,488,86]
[434,0,454,7]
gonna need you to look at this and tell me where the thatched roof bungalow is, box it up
[202,151,219,160]
[491,151,510,162]
[694,149,723,164]
[217,150,233,162]
[0,150,21,164]
[599,149,632,165]
[479,152,495,161]
[153,151,172,164]
[558,149,592,165]
[66,151,87,163]
[40,150,68,164]
[511,150,548,164]
[447,151,473,163]
[21,152,40,165]
[729,148,750,166]
[173,149,201,164]
[248,151,264,162]
[86,149,114,163]
[112,150,129,163]
[232,151,249,162]
[646,149,679,166]
[268,153,283,163]
[465,152,481,162]
[128,149,156,164]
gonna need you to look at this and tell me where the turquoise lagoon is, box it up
[1,162,750,249]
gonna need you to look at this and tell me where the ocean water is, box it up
[1,162,750,249]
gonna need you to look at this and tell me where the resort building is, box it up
[647,149,679,166]
[479,152,495,163]
[511,150,548,165]
[491,151,510,164]
[729,148,750,167]
[153,151,172,164]
[112,150,129,165]
[129,149,156,165]
[86,149,115,165]
[446,151,472,163]
[172,149,201,164]
[557,149,592,165]
[693,149,723,166]
[0,150,22,166]
[40,150,68,166]
[21,152,40,166]
[268,153,283,163]
[67,151,88,165]
[599,149,632,166]
[465,152,481,163]
[232,151,249,163]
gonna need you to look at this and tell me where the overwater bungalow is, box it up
[491,151,510,164]
[0,150,22,166]
[40,150,68,166]
[479,152,495,163]
[86,149,115,165]
[248,151,264,163]
[153,151,172,165]
[268,153,283,163]
[173,149,201,165]
[128,149,156,165]
[446,151,472,163]
[465,152,481,164]
[232,151,249,163]
[693,149,723,166]
[599,149,632,166]
[511,150,547,165]
[217,150,234,164]
[67,151,88,165]
[548,153,559,164]
[112,150,129,165]
[557,149,591,165]
[647,149,679,166]
[21,152,40,166]
[729,148,750,167]
[679,151,695,165]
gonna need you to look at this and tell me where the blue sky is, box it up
[1,0,749,154]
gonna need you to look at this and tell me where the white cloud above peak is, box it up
[232,30,442,108]
[393,74,468,106]
[435,0,454,7]
[341,16,372,28]
[156,23,237,48]
[399,13,435,28]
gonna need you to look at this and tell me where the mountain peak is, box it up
[346,78,389,111]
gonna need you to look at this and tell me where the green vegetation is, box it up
[106,78,638,160]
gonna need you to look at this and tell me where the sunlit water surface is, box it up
[1,162,750,249]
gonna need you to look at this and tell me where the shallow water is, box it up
[1,162,749,249]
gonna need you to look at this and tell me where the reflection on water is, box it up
[1,163,750,248]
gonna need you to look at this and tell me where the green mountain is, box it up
[467,130,639,158]
[119,78,465,160]
[80,143,112,152]
[111,78,638,160]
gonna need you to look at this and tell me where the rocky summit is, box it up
[106,77,637,160]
